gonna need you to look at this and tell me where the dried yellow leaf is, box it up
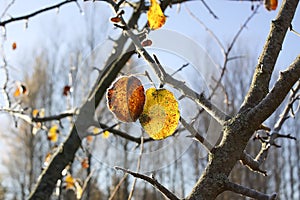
[32,109,39,118]
[32,108,45,118]
[65,174,75,190]
[13,82,28,97]
[102,130,110,139]
[147,0,166,30]
[48,125,59,142]
[139,88,180,140]
[93,127,101,134]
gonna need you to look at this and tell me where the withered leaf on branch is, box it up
[106,76,145,122]
[139,88,180,140]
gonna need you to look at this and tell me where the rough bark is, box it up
[186,0,300,199]
[240,0,299,111]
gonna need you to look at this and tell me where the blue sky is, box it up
[1,0,299,82]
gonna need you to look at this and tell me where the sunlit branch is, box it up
[226,181,277,200]
[240,151,267,176]
[252,131,296,166]
[242,128,297,176]
[180,117,213,151]
[240,0,299,111]
[240,73,299,174]
[0,0,77,27]
[290,22,300,36]
[273,80,300,131]
[115,167,180,200]
[248,55,300,126]
[0,107,76,126]
[119,17,229,124]
[88,0,193,13]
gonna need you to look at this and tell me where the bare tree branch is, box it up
[186,2,300,198]
[32,111,76,123]
[274,80,300,131]
[0,0,78,27]
[185,3,260,110]
[247,55,300,125]
[0,0,16,20]
[241,78,299,175]
[127,136,144,200]
[80,168,95,199]
[185,5,224,54]
[121,18,229,124]
[115,167,180,200]
[108,174,128,200]
[240,151,267,176]
[251,131,297,168]
[98,123,154,144]
[9,0,298,199]
[226,181,277,200]
[200,0,218,19]
[0,107,76,125]
[209,4,260,101]
[240,0,299,111]
[180,117,214,151]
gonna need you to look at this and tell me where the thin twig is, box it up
[98,123,154,144]
[170,63,189,76]
[108,174,129,200]
[274,80,300,132]
[185,5,224,52]
[32,111,76,122]
[0,0,16,20]
[127,136,144,200]
[115,167,180,200]
[209,4,260,100]
[228,5,260,54]
[180,117,213,151]
[0,107,76,128]
[0,38,10,107]
[290,24,300,37]
[80,168,95,199]
[200,0,219,19]
[0,0,77,27]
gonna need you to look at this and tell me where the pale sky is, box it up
[1,0,299,82]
